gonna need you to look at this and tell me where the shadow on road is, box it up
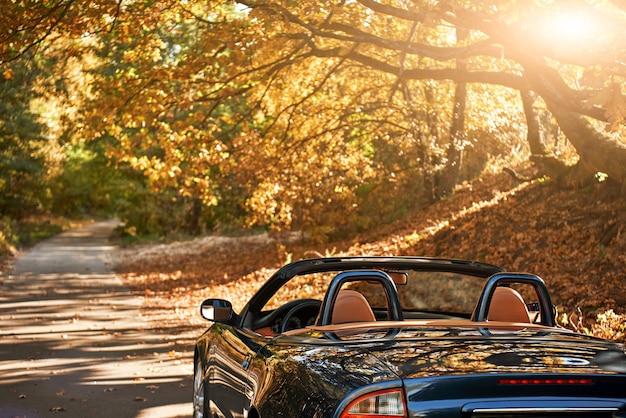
[0,220,193,418]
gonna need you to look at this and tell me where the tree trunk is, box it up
[438,27,468,195]
[545,100,626,187]
[436,82,466,195]
[520,90,547,156]
[518,54,626,187]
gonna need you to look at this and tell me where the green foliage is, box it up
[0,59,49,219]
[0,217,17,257]
[14,220,63,248]
[50,139,123,217]
[49,136,228,238]
[0,216,64,257]
[116,184,212,240]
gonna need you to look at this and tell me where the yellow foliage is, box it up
[591,310,626,342]
[9,0,625,235]
[558,309,625,342]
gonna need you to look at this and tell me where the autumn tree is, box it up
[82,1,525,235]
[85,0,624,234]
[3,0,626,238]
[0,1,171,233]
[0,0,123,65]
[224,0,626,186]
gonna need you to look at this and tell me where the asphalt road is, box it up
[0,220,192,418]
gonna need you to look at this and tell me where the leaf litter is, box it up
[115,171,626,342]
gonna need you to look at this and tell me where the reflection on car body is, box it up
[192,256,626,418]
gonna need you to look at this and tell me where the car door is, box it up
[208,325,267,418]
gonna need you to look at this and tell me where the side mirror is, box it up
[200,299,234,323]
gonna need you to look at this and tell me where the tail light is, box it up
[339,388,408,418]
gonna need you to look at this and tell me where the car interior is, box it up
[331,289,376,324]
[246,269,548,336]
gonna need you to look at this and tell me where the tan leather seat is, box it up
[331,289,376,324]
[487,287,530,323]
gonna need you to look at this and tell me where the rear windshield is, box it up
[349,271,484,315]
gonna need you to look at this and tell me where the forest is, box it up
[1,1,625,334]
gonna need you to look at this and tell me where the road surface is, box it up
[0,220,192,418]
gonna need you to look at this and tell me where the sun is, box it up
[522,3,617,57]
[545,10,603,44]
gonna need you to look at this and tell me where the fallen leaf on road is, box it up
[50,406,65,412]
[134,396,148,402]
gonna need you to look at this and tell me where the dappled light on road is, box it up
[0,220,192,418]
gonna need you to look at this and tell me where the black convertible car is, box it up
[193,256,626,418]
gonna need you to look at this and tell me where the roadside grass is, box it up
[0,216,89,273]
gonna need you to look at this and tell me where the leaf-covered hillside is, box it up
[115,170,626,340]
